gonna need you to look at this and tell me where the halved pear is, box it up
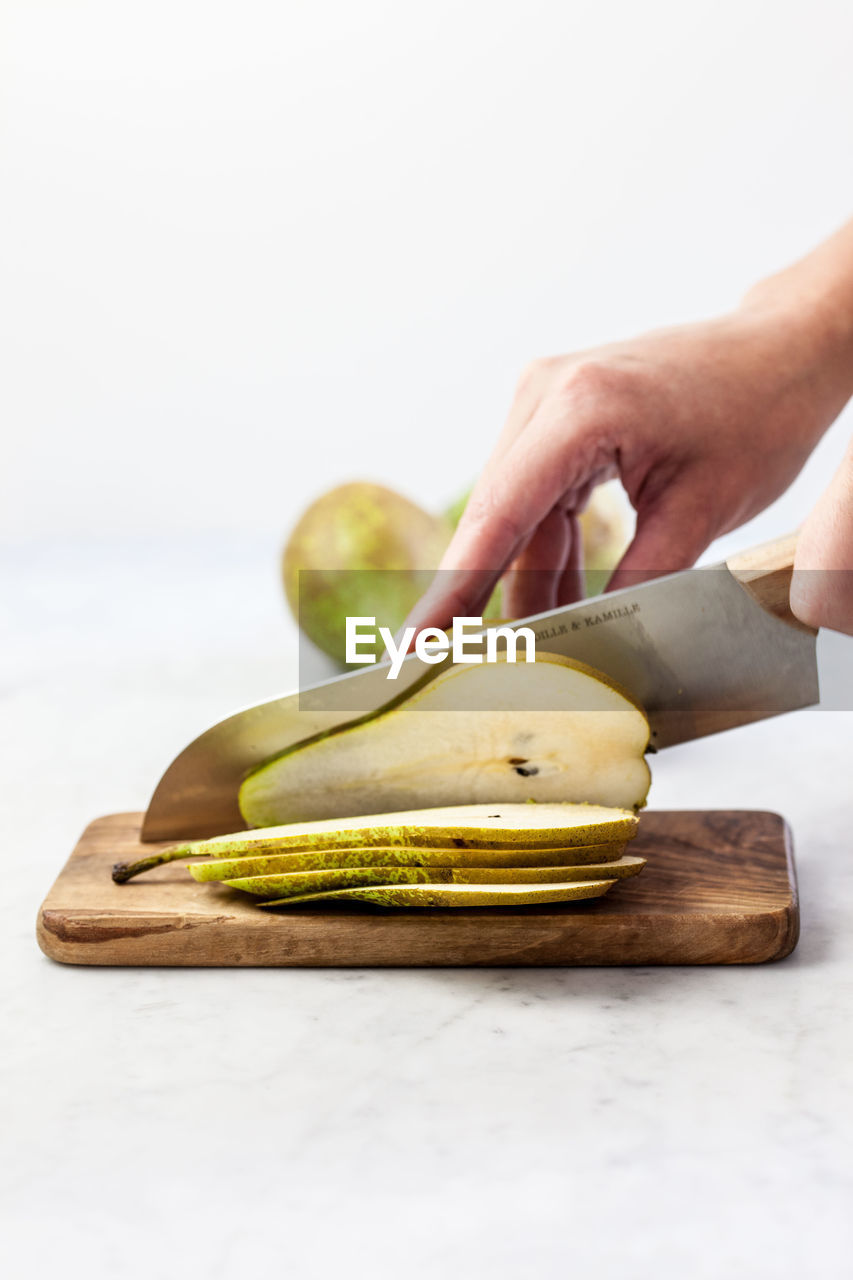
[112,801,639,882]
[221,854,646,898]
[188,841,630,882]
[239,653,650,827]
[258,879,617,908]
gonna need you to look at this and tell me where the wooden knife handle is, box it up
[726,532,816,632]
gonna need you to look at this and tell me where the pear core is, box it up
[239,653,651,827]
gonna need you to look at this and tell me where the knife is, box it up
[141,532,817,841]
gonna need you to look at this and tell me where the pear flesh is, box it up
[239,653,650,827]
[186,802,638,855]
[219,854,646,899]
[258,879,617,908]
[188,840,630,881]
[112,803,638,883]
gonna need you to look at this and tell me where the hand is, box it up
[791,436,853,634]
[407,299,852,630]
[404,216,853,635]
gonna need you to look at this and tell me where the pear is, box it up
[238,653,651,826]
[227,866,432,897]
[282,482,451,666]
[579,481,631,594]
[258,879,617,908]
[112,801,638,882]
[188,841,631,881]
[218,799,639,848]
[220,854,645,899]
[446,480,630,596]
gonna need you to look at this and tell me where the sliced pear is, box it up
[227,866,430,898]
[239,653,650,827]
[258,879,617,908]
[445,856,644,884]
[188,841,630,882]
[112,802,638,881]
[222,854,645,898]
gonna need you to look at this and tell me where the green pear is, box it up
[112,801,638,882]
[188,840,631,881]
[446,480,630,597]
[221,853,645,898]
[258,879,617,908]
[227,866,432,897]
[239,653,651,826]
[580,481,632,595]
[282,482,451,666]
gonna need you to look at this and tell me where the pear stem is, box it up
[112,845,194,883]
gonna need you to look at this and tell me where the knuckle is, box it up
[560,359,629,401]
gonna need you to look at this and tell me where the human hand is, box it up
[791,435,853,635]
[406,297,851,631]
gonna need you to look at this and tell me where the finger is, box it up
[490,359,552,460]
[790,440,853,633]
[502,506,572,619]
[555,513,586,606]
[401,567,505,639]
[606,488,715,593]
[402,380,553,636]
[409,392,610,631]
[446,360,550,542]
[445,397,603,573]
[472,358,558,495]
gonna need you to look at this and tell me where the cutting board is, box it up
[36,810,798,966]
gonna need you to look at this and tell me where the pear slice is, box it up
[258,879,617,908]
[239,653,650,827]
[221,854,645,899]
[112,802,638,881]
[188,841,630,882]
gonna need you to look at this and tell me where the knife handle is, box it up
[726,532,816,633]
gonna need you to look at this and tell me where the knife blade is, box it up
[141,533,818,841]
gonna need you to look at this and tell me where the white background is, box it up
[3,6,853,1280]
[3,0,853,553]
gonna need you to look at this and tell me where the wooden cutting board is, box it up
[36,810,798,966]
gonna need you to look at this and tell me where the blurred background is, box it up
[3,0,853,765]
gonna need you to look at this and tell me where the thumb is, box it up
[790,441,853,633]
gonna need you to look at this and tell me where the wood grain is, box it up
[36,810,799,967]
[726,531,815,633]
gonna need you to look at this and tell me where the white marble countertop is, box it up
[4,535,853,1280]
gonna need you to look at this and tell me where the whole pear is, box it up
[445,480,631,597]
[282,482,451,666]
[580,481,632,594]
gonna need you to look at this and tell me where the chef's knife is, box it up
[141,533,817,841]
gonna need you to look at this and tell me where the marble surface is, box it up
[4,535,853,1280]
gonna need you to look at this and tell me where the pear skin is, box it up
[113,802,639,882]
[222,855,645,898]
[188,841,630,881]
[257,879,617,908]
[282,482,451,666]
